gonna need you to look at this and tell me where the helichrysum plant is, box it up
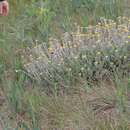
[22,17,130,91]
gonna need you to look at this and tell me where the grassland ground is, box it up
[1,0,130,129]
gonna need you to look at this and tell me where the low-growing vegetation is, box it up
[1,0,130,130]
